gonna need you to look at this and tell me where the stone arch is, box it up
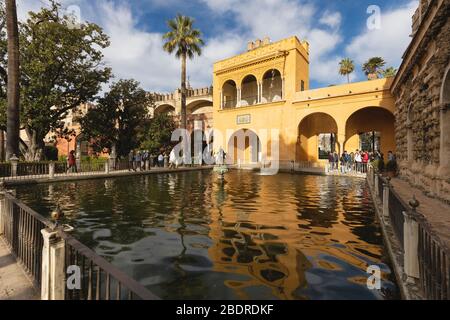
[222,80,237,109]
[262,69,282,103]
[241,75,258,107]
[154,104,176,116]
[227,129,261,165]
[297,113,338,162]
[187,99,213,115]
[438,63,450,175]
[345,107,395,158]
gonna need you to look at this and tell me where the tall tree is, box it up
[339,58,355,83]
[362,57,386,80]
[5,0,19,160]
[163,14,204,129]
[381,67,398,78]
[0,4,7,161]
[79,79,153,158]
[140,113,177,155]
[0,2,111,160]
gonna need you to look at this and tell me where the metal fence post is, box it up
[383,177,390,221]
[403,197,420,284]
[10,155,19,177]
[105,161,110,174]
[41,228,66,300]
[0,191,4,236]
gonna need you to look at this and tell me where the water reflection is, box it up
[13,170,398,300]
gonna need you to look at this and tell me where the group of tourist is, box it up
[127,149,184,171]
[128,150,152,171]
[328,150,381,174]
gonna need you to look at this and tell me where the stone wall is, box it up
[393,1,450,203]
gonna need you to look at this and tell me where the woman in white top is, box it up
[355,152,362,172]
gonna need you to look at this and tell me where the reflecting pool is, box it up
[13,170,399,300]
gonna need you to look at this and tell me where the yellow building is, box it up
[212,36,396,169]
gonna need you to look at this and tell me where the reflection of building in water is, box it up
[207,173,384,299]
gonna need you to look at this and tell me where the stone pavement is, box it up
[391,177,450,249]
[0,237,38,300]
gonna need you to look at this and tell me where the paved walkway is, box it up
[0,237,38,300]
[391,178,450,249]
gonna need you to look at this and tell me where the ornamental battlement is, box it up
[213,36,309,74]
[151,86,213,103]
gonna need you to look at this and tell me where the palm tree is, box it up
[5,0,20,160]
[339,58,355,83]
[362,57,386,80]
[382,67,397,78]
[163,14,204,130]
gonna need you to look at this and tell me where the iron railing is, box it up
[0,191,159,300]
[60,232,159,300]
[0,192,54,288]
[388,186,406,248]
[417,216,450,300]
[368,171,450,300]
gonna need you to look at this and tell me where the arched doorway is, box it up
[297,113,338,162]
[241,75,258,107]
[439,64,450,174]
[262,69,282,103]
[154,104,176,116]
[222,80,237,109]
[227,129,261,165]
[345,107,395,157]
[187,100,213,133]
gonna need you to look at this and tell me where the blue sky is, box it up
[17,0,418,92]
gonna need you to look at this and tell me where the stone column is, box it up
[10,155,19,177]
[41,228,66,300]
[237,88,241,108]
[257,82,261,104]
[403,197,420,283]
[49,162,55,179]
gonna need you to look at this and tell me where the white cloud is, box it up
[346,1,418,68]
[17,0,416,91]
[319,11,342,29]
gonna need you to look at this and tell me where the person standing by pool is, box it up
[362,151,369,173]
[169,148,177,169]
[333,152,339,172]
[128,150,135,171]
[158,152,164,167]
[135,151,142,171]
[355,150,362,173]
[67,150,77,173]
